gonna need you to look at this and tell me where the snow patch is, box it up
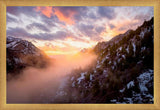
[118,58,121,63]
[111,66,114,70]
[127,81,134,89]
[123,97,133,104]
[90,74,93,81]
[122,55,125,59]
[71,76,74,81]
[7,41,17,48]
[103,69,107,73]
[137,70,153,93]
[114,61,117,66]
[119,47,122,51]
[96,65,101,69]
[140,28,147,38]
[101,56,109,63]
[132,43,136,55]
[141,47,146,52]
[119,88,125,93]
[110,99,117,103]
[137,60,143,64]
[14,58,21,64]
[126,46,129,54]
[72,81,75,87]
[77,72,87,84]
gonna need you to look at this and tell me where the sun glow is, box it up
[39,38,96,56]
[44,50,78,56]
[64,37,96,48]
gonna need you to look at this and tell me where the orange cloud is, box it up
[111,19,140,33]
[35,7,53,18]
[53,8,76,25]
[35,7,76,25]
[101,19,141,41]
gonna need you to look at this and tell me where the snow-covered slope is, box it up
[53,17,154,103]
[114,69,153,104]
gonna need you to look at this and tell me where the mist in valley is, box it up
[7,53,97,103]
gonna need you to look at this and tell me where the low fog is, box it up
[7,53,97,103]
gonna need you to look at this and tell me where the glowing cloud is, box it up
[53,8,76,25]
[35,7,53,18]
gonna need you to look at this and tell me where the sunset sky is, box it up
[7,6,153,56]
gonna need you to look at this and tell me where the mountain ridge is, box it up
[7,36,49,78]
[53,17,154,103]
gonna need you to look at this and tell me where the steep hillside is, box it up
[53,17,154,103]
[7,36,49,77]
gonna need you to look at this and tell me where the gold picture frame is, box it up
[0,0,160,110]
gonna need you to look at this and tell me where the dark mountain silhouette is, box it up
[7,36,49,78]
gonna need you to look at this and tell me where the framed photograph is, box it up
[0,0,160,110]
